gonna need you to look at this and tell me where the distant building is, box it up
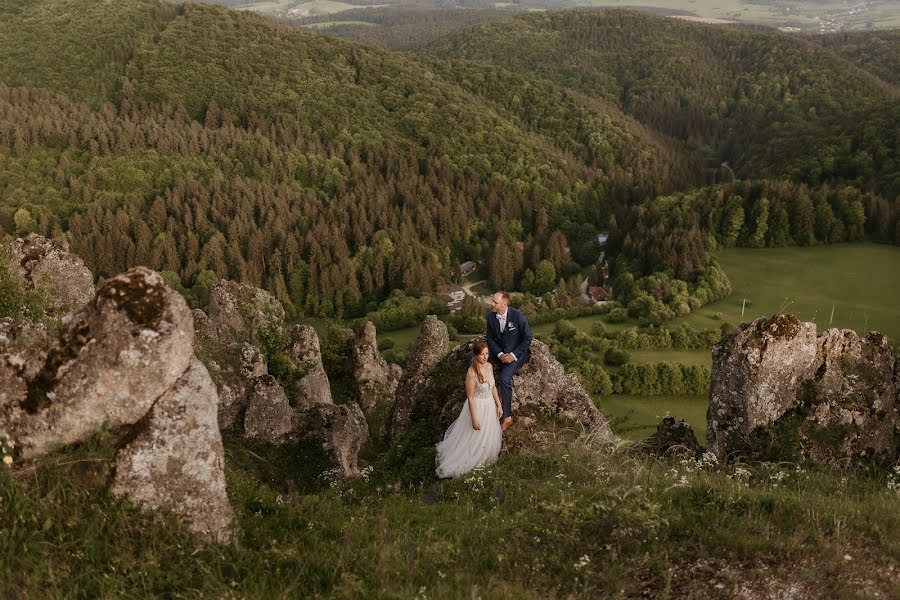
[438,284,466,312]
[459,261,477,276]
[588,286,611,303]
[513,241,525,252]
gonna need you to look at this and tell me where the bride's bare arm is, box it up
[491,379,502,418]
[465,369,480,430]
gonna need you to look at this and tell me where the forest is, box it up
[0,0,897,319]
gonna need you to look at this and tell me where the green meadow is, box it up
[676,244,900,341]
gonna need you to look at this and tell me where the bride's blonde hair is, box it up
[469,339,489,384]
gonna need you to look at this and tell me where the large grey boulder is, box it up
[1,267,194,458]
[0,268,234,542]
[352,321,401,411]
[707,315,898,465]
[707,314,818,460]
[430,338,614,448]
[284,325,332,406]
[385,315,449,441]
[111,358,234,543]
[7,234,94,318]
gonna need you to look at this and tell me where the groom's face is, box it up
[491,293,508,314]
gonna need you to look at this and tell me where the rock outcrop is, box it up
[1,268,195,458]
[631,416,702,458]
[707,315,898,465]
[0,268,233,541]
[429,338,614,448]
[296,403,368,478]
[385,315,449,441]
[351,321,401,410]
[284,325,332,406]
[243,374,295,444]
[111,358,234,542]
[6,234,94,318]
[205,280,284,343]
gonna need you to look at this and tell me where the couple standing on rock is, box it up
[436,291,533,478]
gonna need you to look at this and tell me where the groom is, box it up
[486,291,533,432]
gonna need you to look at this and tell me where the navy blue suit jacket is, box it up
[486,307,533,360]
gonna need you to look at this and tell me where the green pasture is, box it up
[573,0,900,30]
[675,244,900,341]
[302,20,377,29]
[600,394,709,441]
[629,349,711,366]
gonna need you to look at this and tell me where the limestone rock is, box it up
[7,234,94,318]
[207,280,284,344]
[431,338,613,446]
[385,315,449,441]
[284,325,332,406]
[706,314,818,461]
[2,267,194,458]
[631,416,702,458]
[296,402,368,479]
[707,315,898,465]
[243,375,294,444]
[352,321,401,410]
[804,329,897,462]
[111,358,234,543]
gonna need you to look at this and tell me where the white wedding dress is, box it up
[435,370,503,478]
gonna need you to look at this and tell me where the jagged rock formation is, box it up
[351,321,401,411]
[385,315,449,441]
[707,314,898,465]
[243,374,295,444]
[0,268,233,542]
[284,325,332,406]
[193,284,367,479]
[631,416,702,458]
[297,403,368,478]
[111,358,234,543]
[429,338,614,448]
[204,280,284,343]
[6,234,94,318]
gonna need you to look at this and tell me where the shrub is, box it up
[606,307,628,323]
[604,348,630,367]
[553,319,578,341]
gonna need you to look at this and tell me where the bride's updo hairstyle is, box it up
[470,339,489,384]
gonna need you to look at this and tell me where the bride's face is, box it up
[476,347,489,364]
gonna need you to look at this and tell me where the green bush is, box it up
[604,348,630,367]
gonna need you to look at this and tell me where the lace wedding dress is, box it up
[435,370,502,478]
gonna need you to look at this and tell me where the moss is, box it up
[97,269,168,329]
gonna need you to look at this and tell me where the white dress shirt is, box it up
[496,311,516,360]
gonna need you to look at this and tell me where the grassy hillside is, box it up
[425,11,900,197]
[2,430,898,597]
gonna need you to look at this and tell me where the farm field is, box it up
[599,394,709,440]
[674,244,900,341]
[571,0,900,31]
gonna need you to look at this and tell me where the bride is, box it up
[435,340,503,478]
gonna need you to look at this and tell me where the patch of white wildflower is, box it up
[574,554,591,569]
[1,433,14,467]
[887,463,900,494]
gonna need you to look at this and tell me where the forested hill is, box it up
[0,0,695,316]
[813,30,900,87]
[425,11,899,198]
[0,1,896,320]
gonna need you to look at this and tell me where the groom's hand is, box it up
[499,353,515,364]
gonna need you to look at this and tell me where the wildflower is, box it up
[574,555,591,569]
[2,455,11,466]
